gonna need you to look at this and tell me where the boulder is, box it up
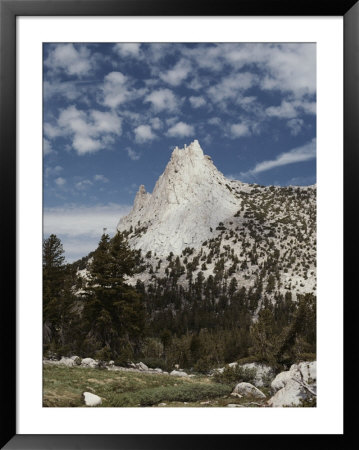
[136,362,149,371]
[268,361,317,407]
[232,382,266,399]
[70,355,82,365]
[81,358,98,368]
[83,392,102,407]
[59,357,75,367]
[108,360,115,367]
[170,370,188,377]
[153,368,163,373]
[241,363,274,387]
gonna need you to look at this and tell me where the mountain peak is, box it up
[117,140,240,255]
[133,184,151,211]
[171,139,203,160]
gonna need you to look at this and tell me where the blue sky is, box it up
[43,43,316,262]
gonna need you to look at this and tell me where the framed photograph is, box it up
[1,0,357,448]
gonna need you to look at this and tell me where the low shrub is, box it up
[111,383,232,407]
[213,364,257,387]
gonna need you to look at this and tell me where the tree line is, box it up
[43,233,316,372]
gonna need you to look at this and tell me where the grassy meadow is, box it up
[43,365,269,407]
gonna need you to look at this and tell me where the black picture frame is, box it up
[1,0,357,448]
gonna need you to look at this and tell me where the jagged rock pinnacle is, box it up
[117,140,241,255]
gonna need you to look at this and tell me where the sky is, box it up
[43,43,316,262]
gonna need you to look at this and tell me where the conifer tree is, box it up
[84,231,145,359]
[43,234,66,307]
[43,234,76,354]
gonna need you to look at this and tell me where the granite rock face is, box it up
[117,140,242,256]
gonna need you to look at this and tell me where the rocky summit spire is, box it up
[133,185,151,211]
[117,140,241,256]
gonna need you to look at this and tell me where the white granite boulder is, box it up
[83,392,102,407]
[59,357,75,367]
[170,370,188,377]
[268,361,317,407]
[81,358,98,368]
[136,362,149,371]
[232,382,266,399]
[70,355,82,365]
[270,370,293,392]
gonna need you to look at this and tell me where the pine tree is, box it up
[43,234,66,308]
[84,232,145,359]
[250,308,278,365]
[43,234,76,354]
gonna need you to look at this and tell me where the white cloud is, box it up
[266,99,316,119]
[43,203,131,262]
[44,44,93,77]
[45,165,63,178]
[49,105,122,155]
[43,138,54,155]
[134,125,156,143]
[208,117,221,126]
[208,73,257,106]
[102,72,127,108]
[167,121,195,137]
[44,123,62,139]
[102,71,147,109]
[166,117,179,127]
[241,138,316,177]
[181,45,224,72]
[126,147,141,161]
[75,179,93,190]
[260,44,316,97]
[230,123,250,138]
[189,96,206,108]
[150,117,163,130]
[113,43,141,58]
[219,43,316,98]
[55,177,66,186]
[94,174,109,183]
[44,80,84,101]
[287,118,304,136]
[160,58,191,86]
[266,101,298,119]
[182,43,316,100]
[145,89,179,112]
